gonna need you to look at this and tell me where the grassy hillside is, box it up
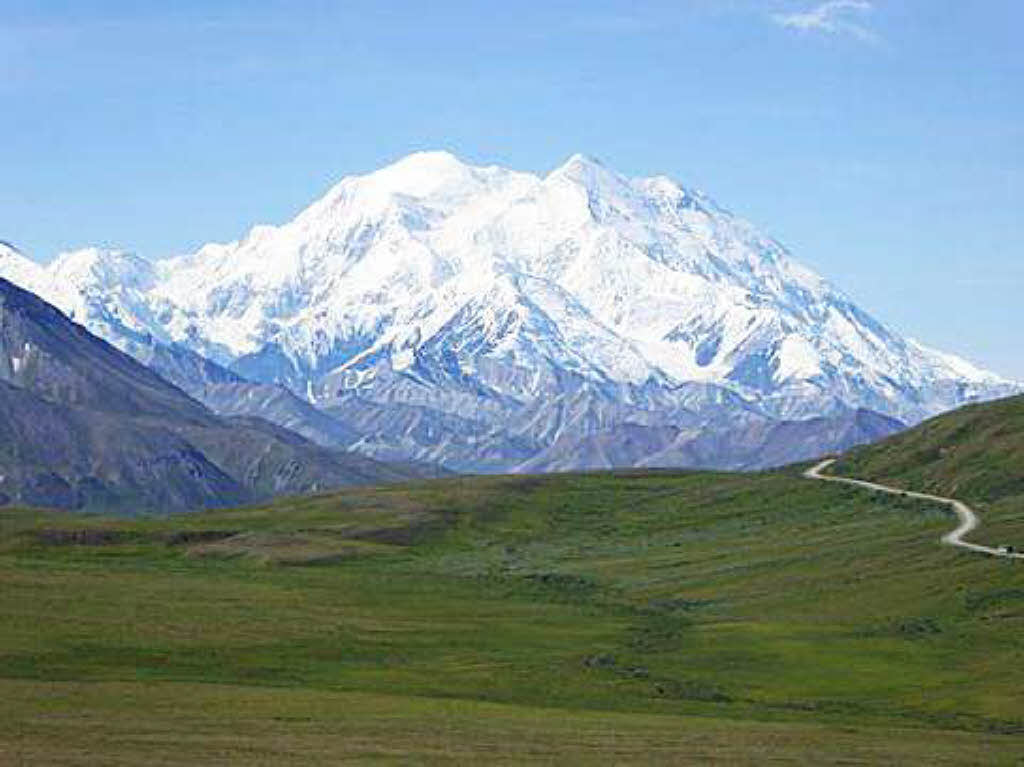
[2,463,1024,763]
[835,394,1024,543]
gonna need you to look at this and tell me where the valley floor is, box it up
[2,467,1022,764]
[3,681,1018,765]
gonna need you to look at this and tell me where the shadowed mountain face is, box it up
[0,275,212,424]
[0,380,245,510]
[133,340,362,449]
[517,408,904,473]
[0,278,422,513]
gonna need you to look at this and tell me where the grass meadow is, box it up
[2,466,1022,763]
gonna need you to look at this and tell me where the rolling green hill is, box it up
[835,394,1024,545]
[2,451,1024,763]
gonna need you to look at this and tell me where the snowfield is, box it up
[1,152,1018,471]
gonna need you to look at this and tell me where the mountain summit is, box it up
[1,152,1018,471]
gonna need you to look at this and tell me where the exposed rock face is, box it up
[0,278,426,513]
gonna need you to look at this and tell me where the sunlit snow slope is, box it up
[1,153,1018,471]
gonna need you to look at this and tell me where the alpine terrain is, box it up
[1,152,1017,472]
[0,277,423,512]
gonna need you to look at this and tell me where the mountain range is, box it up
[1,151,1018,474]
[0,277,426,512]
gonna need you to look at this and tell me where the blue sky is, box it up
[2,0,1021,377]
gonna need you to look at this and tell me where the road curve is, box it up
[805,458,1023,560]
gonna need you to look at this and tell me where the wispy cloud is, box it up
[772,1,880,43]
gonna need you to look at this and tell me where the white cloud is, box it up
[772,1,880,43]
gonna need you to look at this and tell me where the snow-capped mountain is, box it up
[1,152,1018,471]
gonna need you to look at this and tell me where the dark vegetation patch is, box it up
[653,677,732,703]
[979,474,1024,503]
[490,475,550,494]
[856,617,943,639]
[646,597,716,613]
[164,530,240,546]
[522,572,597,592]
[581,648,728,702]
[627,613,691,654]
[581,653,617,669]
[963,588,1024,613]
[341,510,456,546]
[33,528,140,546]
[276,552,360,567]
[582,653,650,679]
[508,572,602,603]
[184,531,373,565]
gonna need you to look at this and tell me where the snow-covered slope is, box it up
[1,152,1018,471]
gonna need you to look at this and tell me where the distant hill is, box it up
[835,394,1024,506]
[0,277,423,512]
[518,408,904,473]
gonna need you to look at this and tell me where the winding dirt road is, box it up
[805,458,1023,560]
